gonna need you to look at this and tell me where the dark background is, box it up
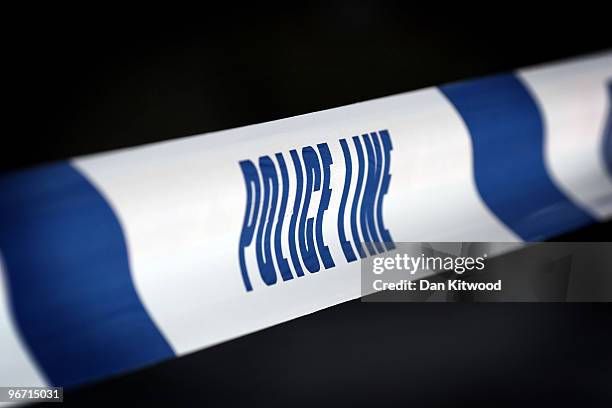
[8,4,611,407]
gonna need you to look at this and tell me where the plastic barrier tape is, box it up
[0,52,611,388]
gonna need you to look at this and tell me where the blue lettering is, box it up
[316,143,335,269]
[274,153,293,281]
[338,139,357,262]
[256,156,278,285]
[289,149,305,277]
[299,146,321,273]
[238,160,260,291]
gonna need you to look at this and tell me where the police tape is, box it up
[0,52,611,389]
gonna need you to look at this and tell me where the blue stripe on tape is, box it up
[0,162,174,387]
[440,73,595,241]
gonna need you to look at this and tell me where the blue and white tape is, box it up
[1,52,611,389]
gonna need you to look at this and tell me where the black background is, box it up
[8,4,612,407]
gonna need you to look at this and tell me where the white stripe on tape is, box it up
[520,53,612,220]
[0,254,46,388]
